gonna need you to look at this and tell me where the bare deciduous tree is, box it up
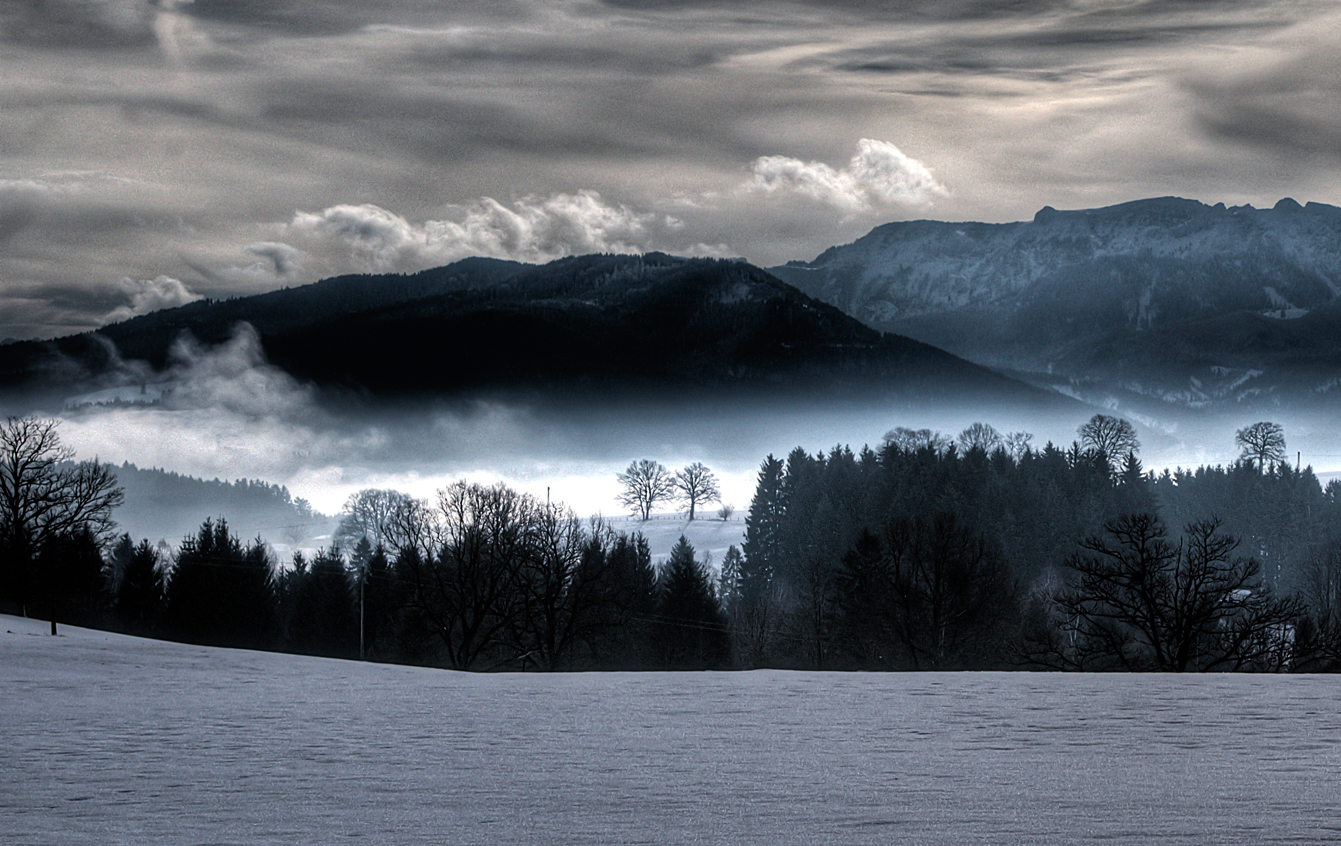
[1035,514,1302,672]
[335,488,418,552]
[1235,421,1286,471]
[674,462,720,521]
[617,459,676,521]
[1003,431,1033,461]
[1078,414,1140,470]
[956,422,1002,453]
[881,427,951,454]
[0,417,123,633]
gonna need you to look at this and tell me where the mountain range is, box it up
[0,252,1067,414]
[769,197,1341,417]
[4,196,1340,435]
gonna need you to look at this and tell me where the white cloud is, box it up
[288,190,671,272]
[244,241,304,279]
[102,275,200,324]
[163,322,314,420]
[746,138,947,213]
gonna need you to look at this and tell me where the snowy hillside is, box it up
[6,614,1341,845]
[771,197,1341,413]
[775,197,1341,325]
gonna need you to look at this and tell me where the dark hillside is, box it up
[0,253,1071,410]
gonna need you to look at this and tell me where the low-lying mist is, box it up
[10,324,1339,546]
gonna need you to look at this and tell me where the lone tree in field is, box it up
[1235,421,1286,471]
[1078,414,1140,470]
[617,460,676,521]
[674,462,720,521]
[0,417,123,634]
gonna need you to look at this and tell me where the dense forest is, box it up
[5,415,1341,673]
[111,462,324,547]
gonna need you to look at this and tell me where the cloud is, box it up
[162,322,314,419]
[1185,12,1341,163]
[244,242,304,279]
[102,275,200,324]
[745,138,947,212]
[288,191,676,272]
[2,0,158,47]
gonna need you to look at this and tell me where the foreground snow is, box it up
[4,615,1341,845]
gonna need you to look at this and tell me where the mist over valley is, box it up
[4,206,1340,550]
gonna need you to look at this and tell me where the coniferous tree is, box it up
[163,518,276,650]
[655,536,729,669]
[586,529,658,667]
[717,545,744,615]
[742,454,785,601]
[111,535,163,635]
[286,547,358,658]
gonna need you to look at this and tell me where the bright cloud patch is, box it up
[289,191,671,272]
[747,139,946,212]
[102,275,200,324]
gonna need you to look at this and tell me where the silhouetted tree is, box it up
[956,422,1002,453]
[674,462,720,521]
[1003,431,1034,461]
[1030,515,1302,671]
[1236,421,1287,471]
[399,482,539,669]
[110,534,163,635]
[34,526,109,630]
[655,536,728,669]
[583,528,658,667]
[617,460,676,521]
[0,416,123,633]
[1078,414,1140,471]
[881,427,950,453]
[741,454,784,601]
[510,504,603,670]
[837,513,1015,670]
[717,544,743,614]
[335,488,419,553]
[286,547,358,658]
[163,518,277,650]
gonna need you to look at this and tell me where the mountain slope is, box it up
[770,197,1341,411]
[0,253,1070,412]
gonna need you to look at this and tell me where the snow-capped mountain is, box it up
[770,197,1341,412]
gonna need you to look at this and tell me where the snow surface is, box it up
[4,614,1341,845]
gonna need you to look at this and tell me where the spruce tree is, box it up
[113,536,163,635]
[164,518,276,650]
[656,536,728,669]
[742,455,785,601]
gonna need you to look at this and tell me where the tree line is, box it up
[717,416,1339,671]
[5,414,1341,672]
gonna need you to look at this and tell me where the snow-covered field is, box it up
[601,512,746,567]
[5,615,1341,845]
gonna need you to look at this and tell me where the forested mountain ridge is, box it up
[0,253,1071,410]
[0,257,526,389]
[110,463,328,549]
[769,197,1341,412]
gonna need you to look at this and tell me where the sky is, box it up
[3,0,1341,342]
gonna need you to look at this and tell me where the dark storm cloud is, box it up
[0,0,157,48]
[1186,25,1341,163]
[186,0,535,36]
[597,0,1074,19]
[2,0,1339,340]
